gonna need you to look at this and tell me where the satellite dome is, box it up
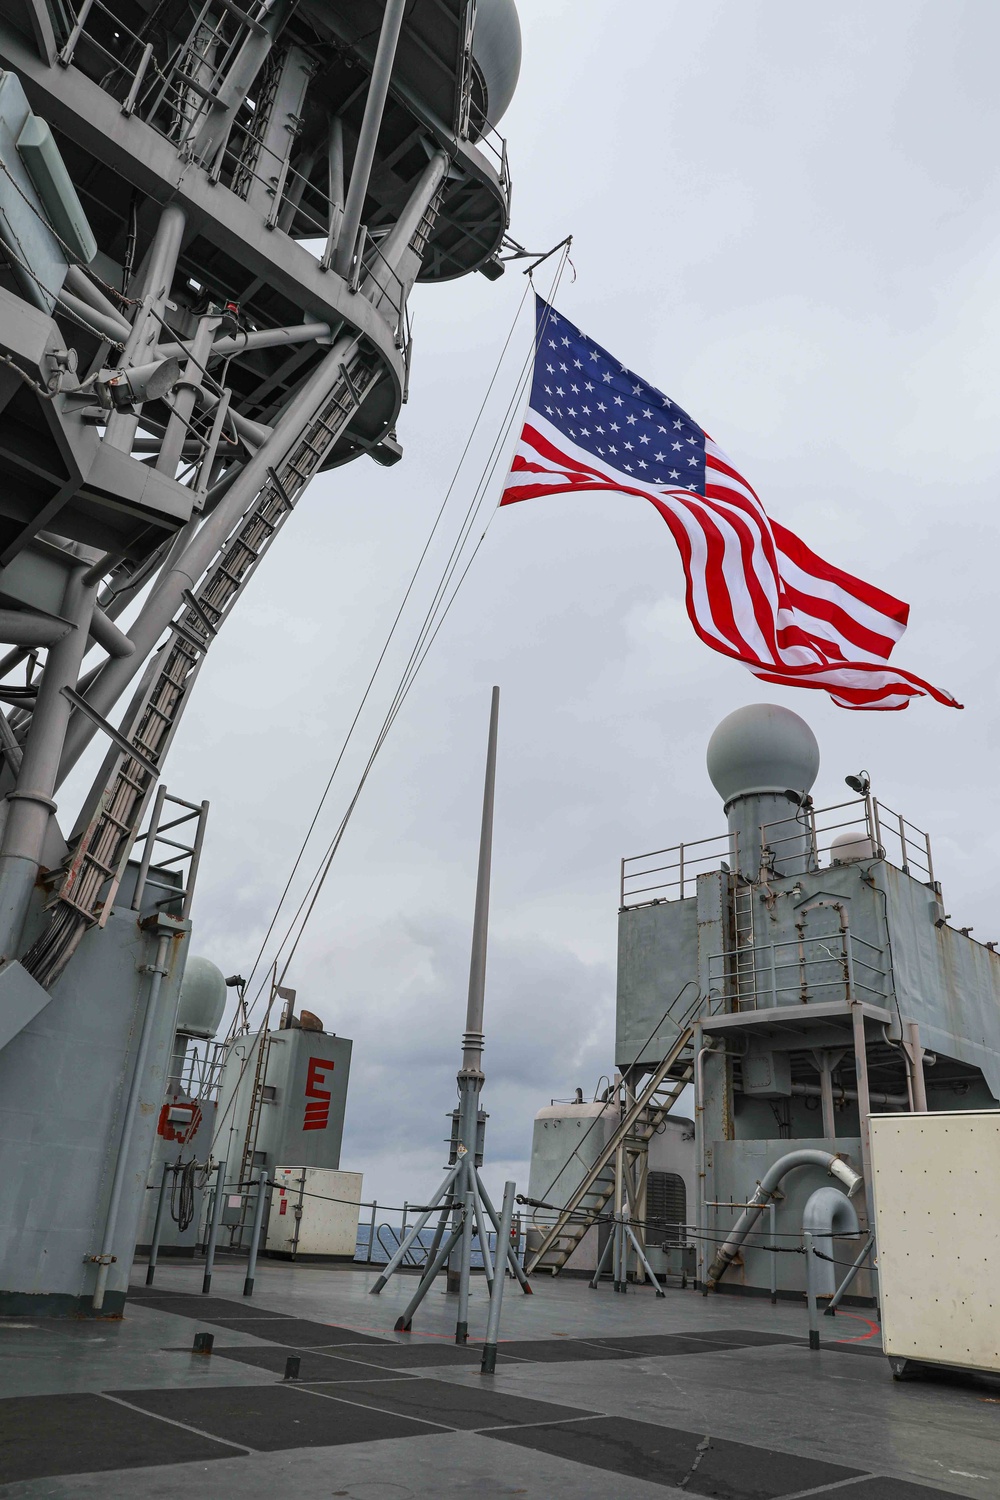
[706,704,820,806]
[472,0,522,126]
[176,956,227,1039]
[830,830,875,865]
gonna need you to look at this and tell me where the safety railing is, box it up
[131,785,210,923]
[761,796,933,885]
[467,103,511,200]
[359,1219,524,1269]
[708,927,891,1012]
[621,830,737,907]
[623,795,934,908]
[180,1038,227,1101]
[52,0,508,318]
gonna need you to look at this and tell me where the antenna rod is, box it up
[462,686,499,1075]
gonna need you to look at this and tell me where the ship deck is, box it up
[0,1260,996,1499]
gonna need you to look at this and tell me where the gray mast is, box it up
[370,686,531,1340]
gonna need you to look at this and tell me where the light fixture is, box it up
[845,770,871,796]
[96,356,183,412]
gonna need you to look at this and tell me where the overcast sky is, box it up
[74,2,1000,1209]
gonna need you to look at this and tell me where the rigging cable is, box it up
[208,248,571,1157]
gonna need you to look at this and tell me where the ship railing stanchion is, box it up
[481,1180,517,1374]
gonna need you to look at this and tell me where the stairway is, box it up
[526,1022,696,1277]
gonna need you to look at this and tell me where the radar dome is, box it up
[830,831,875,865]
[176,956,227,1039]
[706,704,820,806]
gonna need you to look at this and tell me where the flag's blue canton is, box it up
[529,297,706,493]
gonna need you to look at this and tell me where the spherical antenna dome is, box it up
[706,703,820,805]
[176,955,227,1039]
[830,830,875,865]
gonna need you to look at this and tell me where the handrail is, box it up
[623,793,934,908]
[375,1222,423,1268]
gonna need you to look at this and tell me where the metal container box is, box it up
[216,1029,353,1181]
[266,1166,363,1260]
[870,1111,1000,1376]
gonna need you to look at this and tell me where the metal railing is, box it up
[53,0,509,309]
[708,927,891,1012]
[622,795,934,909]
[131,785,210,923]
[621,829,737,907]
[181,1038,227,1101]
[761,796,933,885]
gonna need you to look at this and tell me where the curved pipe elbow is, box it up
[803,1185,860,1299]
[705,1147,863,1290]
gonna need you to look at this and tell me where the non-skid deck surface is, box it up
[0,1284,969,1495]
[0,1390,240,1482]
[488,1415,865,1497]
[106,1382,440,1451]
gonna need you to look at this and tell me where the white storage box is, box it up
[266,1166,363,1259]
[870,1111,1000,1376]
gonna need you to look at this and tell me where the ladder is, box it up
[731,876,757,1009]
[526,1023,696,1277]
[34,346,380,975]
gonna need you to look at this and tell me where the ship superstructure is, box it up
[528,703,1000,1301]
[0,0,520,1316]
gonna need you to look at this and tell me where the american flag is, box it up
[501,297,959,711]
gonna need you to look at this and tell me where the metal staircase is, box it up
[526,1022,696,1277]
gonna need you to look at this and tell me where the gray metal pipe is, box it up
[367,149,450,291]
[104,202,187,453]
[791,1080,908,1108]
[705,1148,863,1290]
[333,0,408,279]
[89,605,135,659]
[455,1189,474,1344]
[56,330,361,785]
[462,686,499,1074]
[57,288,131,345]
[369,1158,463,1293]
[826,1230,875,1314]
[157,311,219,476]
[802,1184,860,1300]
[145,1161,171,1286]
[243,1169,269,1297]
[481,1179,516,1373]
[0,611,70,647]
[92,931,172,1310]
[65,264,131,330]
[202,1158,228,1295]
[0,564,95,960]
[320,116,345,268]
[156,322,333,362]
